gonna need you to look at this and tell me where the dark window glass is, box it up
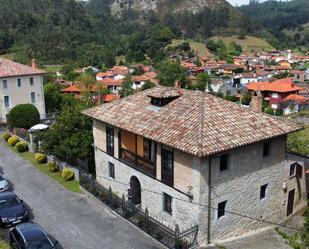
[106,126,114,156]
[30,92,36,104]
[2,80,7,89]
[260,184,268,200]
[263,141,271,157]
[161,147,174,187]
[218,201,227,219]
[220,154,229,171]
[290,164,296,176]
[4,96,10,108]
[108,162,115,179]
[163,193,172,214]
[30,77,34,86]
[17,78,21,87]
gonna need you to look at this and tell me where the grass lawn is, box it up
[168,39,212,58]
[287,125,309,157]
[2,141,80,193]
[0,240,11,249]
[42,65,62,73]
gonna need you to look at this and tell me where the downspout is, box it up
[207,156,212,244]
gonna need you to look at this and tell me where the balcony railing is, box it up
[120,148,156,178]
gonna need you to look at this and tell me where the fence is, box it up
[79,171,198,249]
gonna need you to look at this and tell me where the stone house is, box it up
[0,58,46,122]
[83,86,307,245]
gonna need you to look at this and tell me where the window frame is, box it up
[218,200,227,219]
[2,79,8,90]
[4,95,10,108]
[260,184,268,200]
[219,154,230,172]
[263,141,271,157]
[161,146,174,187]
[17,78,22,88]
[30,91,36,104]
[108,162,115,179]
[163,193,172,215]
[106,126,114,156]
[30,77,34,87]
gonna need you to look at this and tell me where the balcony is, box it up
[120,148,156,178]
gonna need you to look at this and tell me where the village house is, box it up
[83,86,306,245]
[290,70,305,83]
[247,78,304,110]
[0,58,46,122]
[234,71,273,86]
[281,94,309,115]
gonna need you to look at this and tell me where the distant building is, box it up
[0,58,46,122]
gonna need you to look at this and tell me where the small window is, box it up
[272,93,278,99]
[163,193,172,214]
[108,162,115,179]
[220,154,229,171]
[218,200,227,219]
[30,77,34,86]
[2,80,8,90]
[290,163,296,177]
[30,92,36,104]
[263,141,271,157]
[106,126,114,156]
[17,78,22,87]
[260,184,268,200]
[4,96,10,108]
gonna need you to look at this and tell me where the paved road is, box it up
[0,141,164,249]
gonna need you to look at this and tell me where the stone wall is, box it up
[198,135,307,244]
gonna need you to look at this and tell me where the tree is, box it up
[142,80,156,91]
[157,61,188,87]
[38,101,94,162]
[44,83,63,113]
[196,73,211,92]
[120,75,134,97]
[7,104,40,129]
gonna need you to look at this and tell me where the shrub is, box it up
[8,136,19,146]
[61,168,74,181]
[34,153,47,164]
[47,162,58,172]
[7,104,40,129]
[2,132,11,141]
[15,142,28,152]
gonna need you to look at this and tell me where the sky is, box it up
[227,0,266,6]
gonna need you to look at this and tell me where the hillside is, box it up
[238,0,309,49]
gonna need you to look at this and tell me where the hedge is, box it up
[2,132,11,141]
[61,168,74,181]
[34,153,47,164]
[15,142,29,153]
[7,104,40,129]
[8,136,19,146]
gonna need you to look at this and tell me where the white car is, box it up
[0,176,9,192]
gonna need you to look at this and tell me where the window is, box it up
[220,154,229,171]
[290,163,296,177]
[4,96,10,108]
[290,163,303,179]
[30,92,36,104]
[163,193,172,214]
[263,141,271,157]
[161,146,174,187]
[260,184,268,200]
[272,93,278,99]
[2,80,7,90]
[218,201,227,219]
[108,162,115,179]
[30,77,34,86]
[271,104,278,109]
[17,78,22,87]
[106,126,114,156]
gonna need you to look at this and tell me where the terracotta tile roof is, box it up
[61,85,82,93]
[83,86,301,157]
[290,70,304,75]
[0,58,45,78]
[100,78,123,87]
[96,71,115,78]
[282,94,309,104]
[246,78,304,93]
[103,94,120,103]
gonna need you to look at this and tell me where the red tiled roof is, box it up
[0,58,45,78]
[290,70,304,75]
[83,86,301,157]
[61,85,82,93]
[246,78,304,93]
[100,78,123,87]
[282,94,309,104]
[103,94,119,102]
[96,71,115,78]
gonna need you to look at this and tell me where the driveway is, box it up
[0,141,164,249]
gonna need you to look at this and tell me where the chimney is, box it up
[251,90,263,113]
[31,59,37,69]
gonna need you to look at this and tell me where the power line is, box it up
[93,175,305,232]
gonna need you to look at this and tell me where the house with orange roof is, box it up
[290,70,305,83]
[281,94,309,115]
[99,78,123,95]
[0,58,46,122]
[61,85,83,97]
[246,78,304,110]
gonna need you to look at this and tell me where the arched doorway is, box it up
[129,176,141,206]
